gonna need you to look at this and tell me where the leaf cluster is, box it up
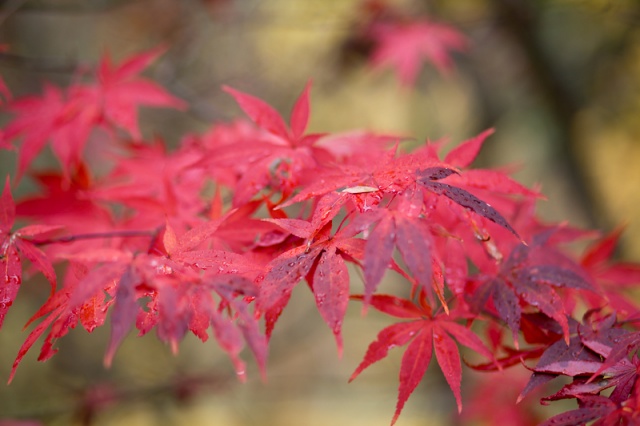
[1,42,639,426]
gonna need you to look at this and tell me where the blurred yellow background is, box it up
[1,0,640,425]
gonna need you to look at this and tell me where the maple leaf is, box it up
[7,261,117,383]
[3,84,95,179]
[470,236,594,346]
[539,395,617,426]
[350,295,492,424]
[517,310,640,423]
[3,48,185,178]
[580,228,640,317]
[0,177,59,330]
[218,82,331,205]
[285,130,516,222]
[73,47,187,139]
[460,369,545,426]
[357,189,438,307]
[367,17,467,86]
[93,140,207,228]
[223,81,316,145]
[417,166,521,239]
[256,193,362,353]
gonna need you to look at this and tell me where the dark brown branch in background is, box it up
[489,0,601,226]
[0,52,84,74]
[2,0,131,15]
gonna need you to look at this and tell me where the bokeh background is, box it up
[1,0,640,425]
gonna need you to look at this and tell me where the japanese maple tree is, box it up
[2,8,640,426]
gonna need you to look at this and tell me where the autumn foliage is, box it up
[2,7,640,426]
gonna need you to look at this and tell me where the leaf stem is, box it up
[29,229,158,246]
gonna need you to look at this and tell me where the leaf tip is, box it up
[334,331,344,359]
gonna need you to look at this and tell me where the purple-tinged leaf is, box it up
[313,247,349,355]
[492,279,521,347]
[232,299,268,380]
[418,166,458,181]
[589,331,640,380]
[515,277,569,343]
[421,180,520,239]
[578,312,622,358]
[534,336,603,377]
[363,215,395,303]
[395,217,432,295]
[104,267,141,367]
[538,395,616,426]
[69,263,127,308]
[210,306,246,380]
[521,265,594,291]
[258,245,322,314]
[542,360,636,404]
[518,372,556,403]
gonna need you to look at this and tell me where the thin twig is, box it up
[29,229,157,246]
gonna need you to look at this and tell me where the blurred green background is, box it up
[1,0,640,424]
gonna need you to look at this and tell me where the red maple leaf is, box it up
[2,48,185,178]
[72,47,187,139]
[350,294,492,424]
[2,84,94,179]
[470,232,595,346]
[580,228,640,317]
[256,193,362,353]
[367,17,467,86]
[0,178,60,330]
[217,82,331,205]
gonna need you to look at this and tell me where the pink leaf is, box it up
[223,86,289,139]
[14,239,56,290]
[355,294,424,319]
[263,218,314,239]
[290,81,312,141]
[8,305,65,383]
[104,267,140,367]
